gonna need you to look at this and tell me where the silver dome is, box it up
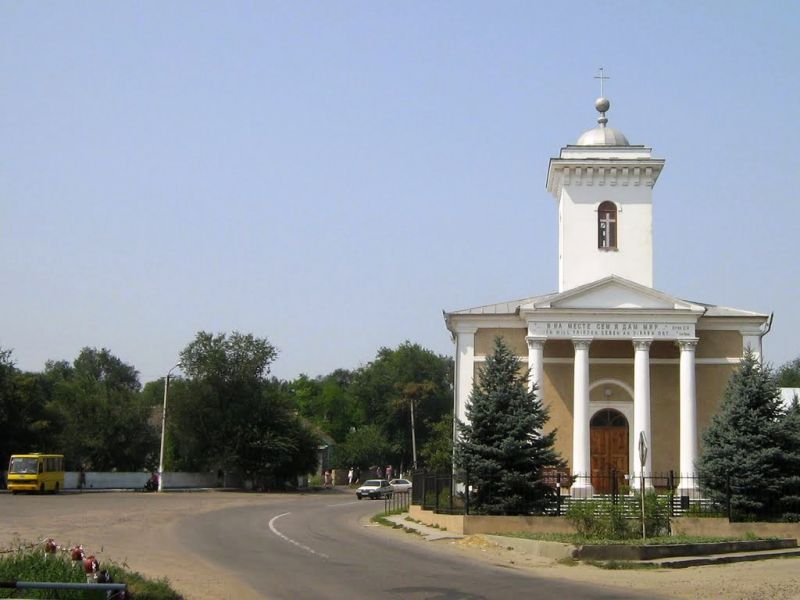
[575,96,630,146]
[576,126,630,146]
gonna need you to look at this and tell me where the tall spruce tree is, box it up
[455,337,564,515]
[697,350,784,519]
[777,398,800,520]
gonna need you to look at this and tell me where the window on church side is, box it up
[598,201,617,250]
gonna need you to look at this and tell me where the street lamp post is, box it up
[158,363,181,492]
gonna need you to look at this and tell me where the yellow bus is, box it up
[7,454,65,494]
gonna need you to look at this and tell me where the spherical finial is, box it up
[595,97,610,113]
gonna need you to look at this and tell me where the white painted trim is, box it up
[589,378,635,400]
[696,318,768,330]
[449,317,526,329]
[538,357,741,365]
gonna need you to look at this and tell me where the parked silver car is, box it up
[389,478,412,493]
[356,479,393,500]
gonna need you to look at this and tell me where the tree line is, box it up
[0,332,453,486]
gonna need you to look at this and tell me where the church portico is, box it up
[444,92,770,500]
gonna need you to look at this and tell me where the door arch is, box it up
[590,408,629,494]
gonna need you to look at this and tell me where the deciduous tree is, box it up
[777,356,800,388]
[169,331,318,485]
[348,342,452,470]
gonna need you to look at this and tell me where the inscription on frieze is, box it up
[530,321,694,339]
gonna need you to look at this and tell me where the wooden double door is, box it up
[590,409,629,494]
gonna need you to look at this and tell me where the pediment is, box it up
[526,276,704,312]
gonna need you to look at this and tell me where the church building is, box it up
[444,95,771,497]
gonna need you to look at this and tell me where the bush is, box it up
[565,500,633,540]
[641,491,671,537]
[424,485,457,509]
[565,492,671,540]
[0,547,181,599]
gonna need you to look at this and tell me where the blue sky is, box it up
[2,1,798,383]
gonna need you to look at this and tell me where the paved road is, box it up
[178,489,662,600]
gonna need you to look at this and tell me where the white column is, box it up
[525,335,546,398]
[454,327,478,427]
[678,338,699,494]
[571,338,593,497]
[632,338,653,489]
[742,333,762,363]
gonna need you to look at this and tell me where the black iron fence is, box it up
[411,469,729,519]
[384,490,411,513]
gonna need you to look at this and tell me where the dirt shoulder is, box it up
[0,491,271,599]
[440,533,800,600]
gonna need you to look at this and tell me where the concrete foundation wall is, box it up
[408,506,575,535]
[463,515,574,535]
[409,506,466,534]
[673,517,800,540]
[408,510,800,540]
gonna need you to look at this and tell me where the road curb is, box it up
[385,514,464,541]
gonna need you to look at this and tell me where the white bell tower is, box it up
[545,95,665,292]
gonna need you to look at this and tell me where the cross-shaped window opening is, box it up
[598,201,618,249]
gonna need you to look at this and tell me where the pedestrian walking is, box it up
[376,465,383,479]
[386,465,393,481]
[347,467,354,485]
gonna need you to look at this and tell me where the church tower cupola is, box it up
[546,94,665,292]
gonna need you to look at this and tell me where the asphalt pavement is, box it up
[177,488,666,600]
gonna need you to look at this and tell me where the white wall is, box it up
[559,184,654,291]
[63,471,218,490]
[781,388,800,409]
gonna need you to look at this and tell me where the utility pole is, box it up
[158,363,181,492]
[410,399,418,470]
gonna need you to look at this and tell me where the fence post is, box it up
[449,472,454,513]
[611,468,617,505]
[464,468,470,516]
[727,473,732,522]
[556,473,562,516]
[668,470,675,518]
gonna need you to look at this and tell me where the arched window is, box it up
[590,408,628,428]
[598,201,617,249]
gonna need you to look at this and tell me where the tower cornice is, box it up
[547,157,665,198]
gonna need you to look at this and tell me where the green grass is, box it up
[585,559,661,570]
[0,546,181,599]
[371,510,422,536]
[496,532,775,546]
[370,507,406,527]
